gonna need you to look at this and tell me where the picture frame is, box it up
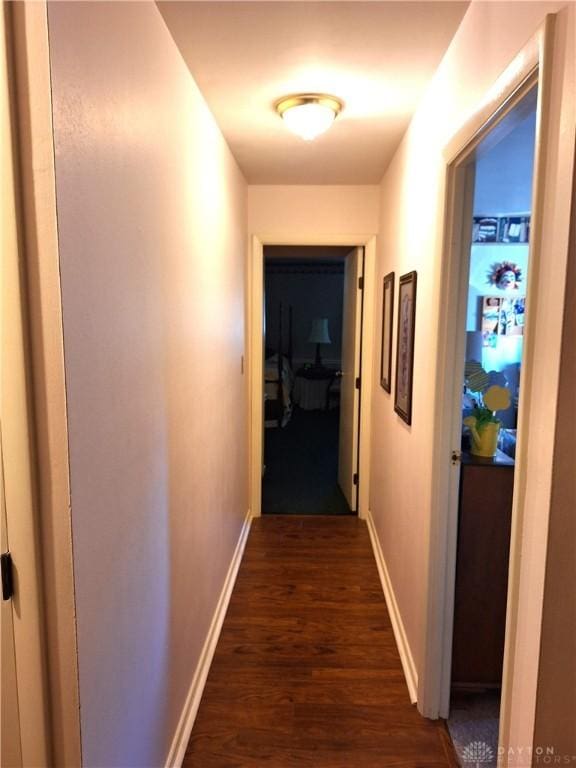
[394,271,417,425]
[380,272,395,392]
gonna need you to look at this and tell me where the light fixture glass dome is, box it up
[275,94,343,141]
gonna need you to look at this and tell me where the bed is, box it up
[264,303,294,428]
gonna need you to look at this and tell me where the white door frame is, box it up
[3,3,81,764]
[422,13,568,756]
[248,234,377,520]
[2,3,50,763]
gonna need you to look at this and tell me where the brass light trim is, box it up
[275,93,343,118]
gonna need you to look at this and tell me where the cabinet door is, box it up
[452,464,514,686]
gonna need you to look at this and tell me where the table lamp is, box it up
[308,318,331,367]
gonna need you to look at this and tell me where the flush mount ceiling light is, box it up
[275,94,343,141]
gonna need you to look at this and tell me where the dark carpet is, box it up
[262,406,353,515]
[448,691,500,767]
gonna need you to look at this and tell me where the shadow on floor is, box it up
[262,406,352,515]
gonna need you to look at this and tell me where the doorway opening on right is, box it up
[447,88,537,765]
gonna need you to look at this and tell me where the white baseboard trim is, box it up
[366,509,418,704]
[165,511,252,768]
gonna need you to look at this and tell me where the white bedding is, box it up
[264,354,294,427]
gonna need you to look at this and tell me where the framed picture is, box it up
[394,271,417,425]
[380,272,395,392]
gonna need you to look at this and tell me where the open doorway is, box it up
[446,89,538,763]
[249,234,376,520]
[261,245,362,515]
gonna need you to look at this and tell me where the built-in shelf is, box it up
[472,213,531,244]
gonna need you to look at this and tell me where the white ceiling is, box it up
[159,2,469,185]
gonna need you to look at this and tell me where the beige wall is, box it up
[533,156,576,758]
[47,3,248,766]
[248,185,380,236]
[369,0,574,743]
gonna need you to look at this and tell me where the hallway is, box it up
[5,2,574,764]
[183,516,458,767]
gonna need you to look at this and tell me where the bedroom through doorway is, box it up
[261,245,362,515]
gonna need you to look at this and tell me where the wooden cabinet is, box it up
[451,450,514,688]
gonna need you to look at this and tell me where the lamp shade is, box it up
[275,94,343,141]
[308,318,331,345]
[282,102,336,141]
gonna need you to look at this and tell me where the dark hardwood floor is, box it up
[183,516,459,767]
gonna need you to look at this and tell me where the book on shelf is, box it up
[472,213,530,244]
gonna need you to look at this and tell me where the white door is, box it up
[338,247,363,510]
[1,4,50,762]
